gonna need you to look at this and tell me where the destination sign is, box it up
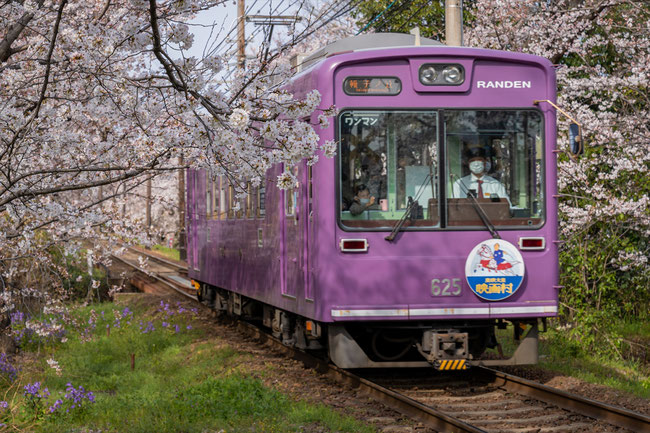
[343,77,401,95]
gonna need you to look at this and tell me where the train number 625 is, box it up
[431,278,462,296]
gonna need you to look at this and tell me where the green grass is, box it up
[489,321,650,399]
[151,245,181,261]
[1,302,375,433]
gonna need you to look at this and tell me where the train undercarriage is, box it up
[196,282,542,370]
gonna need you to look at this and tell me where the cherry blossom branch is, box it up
[32,0,67,119]
[0,0,45,63]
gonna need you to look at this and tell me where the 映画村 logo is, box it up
[464,239,525,301]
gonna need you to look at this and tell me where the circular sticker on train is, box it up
[465,239,525,301]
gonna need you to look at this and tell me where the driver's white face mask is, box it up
[469,160,485,175]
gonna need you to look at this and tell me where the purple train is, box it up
[187,33,562,369]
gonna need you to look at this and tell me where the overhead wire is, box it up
[395,0,432,34]
[186,0,365,96]
[219,0,359,82]
[214,0,291,64]
[372,0,412,32]
[355,0,399,35]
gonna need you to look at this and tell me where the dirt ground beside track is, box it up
[497,365,650,417]
[117,292,649,432]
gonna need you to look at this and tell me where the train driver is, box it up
[452,147,511,206]
[349,184,376,216]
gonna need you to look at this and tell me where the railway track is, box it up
[110,246,197,300]
[112,247,650,433]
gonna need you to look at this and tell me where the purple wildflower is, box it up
[0,353,18,381]
[10,311,26,324]
[23,381,41,397]
[63,383,95,410]
[159,301,175,317]
[23,381,49,398]
[141,322,155,334]
[49,399,63,413]
[0,400,8,409]
[186,325,192,330]
[174,324,180,333]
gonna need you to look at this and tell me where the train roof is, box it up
[301,33,444,70]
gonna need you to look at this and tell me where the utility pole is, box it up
[237,0,245,68]
[445,0,463,46]
[246,15,302,63]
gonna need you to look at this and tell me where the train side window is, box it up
[237,185,245,219]
[308,165,313,217]
[228,183,235,219]
[257,185,266,218]
[284,165,298,217]
[285,188,295,217]
[219,177,227,220]
[211,176,219,219]
[246,182,253,218]
[205,171,211,219]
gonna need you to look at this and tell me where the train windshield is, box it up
[339,111,439,229]
[338,109,544,230]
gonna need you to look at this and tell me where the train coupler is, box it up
[420,330,470,369]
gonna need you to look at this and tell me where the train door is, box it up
[187,169,199,271]
[305,165,314,301]
[281,163,307,299]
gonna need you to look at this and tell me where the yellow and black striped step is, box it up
[435,359,468,370]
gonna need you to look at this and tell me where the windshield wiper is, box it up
[385,173,431,242]
[451,173,500,239]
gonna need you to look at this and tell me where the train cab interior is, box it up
[338,109,545,230]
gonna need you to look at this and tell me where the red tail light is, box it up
[339,239,369,253]
[519,237,545,250]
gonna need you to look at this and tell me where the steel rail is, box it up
[110,253,196,301]
[479,367,650,432]
[232,320,486,433]
[124,245,188,272]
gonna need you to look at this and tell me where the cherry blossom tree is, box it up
[0,0,348,320]
[464,0,649,346]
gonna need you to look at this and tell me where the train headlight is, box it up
[443,65,464,84]
[418,64,465,86]
[419,66,438,85]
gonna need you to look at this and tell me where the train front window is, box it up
[445,110,544,227]
[339,110,439,229]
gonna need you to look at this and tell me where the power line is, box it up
[355,0,399,35]
[374,0,412,32]
[216,0,363,86]
[395,0,432,33]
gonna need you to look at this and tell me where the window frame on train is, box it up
[336,107,546,232]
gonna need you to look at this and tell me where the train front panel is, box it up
[307,46,559,367]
